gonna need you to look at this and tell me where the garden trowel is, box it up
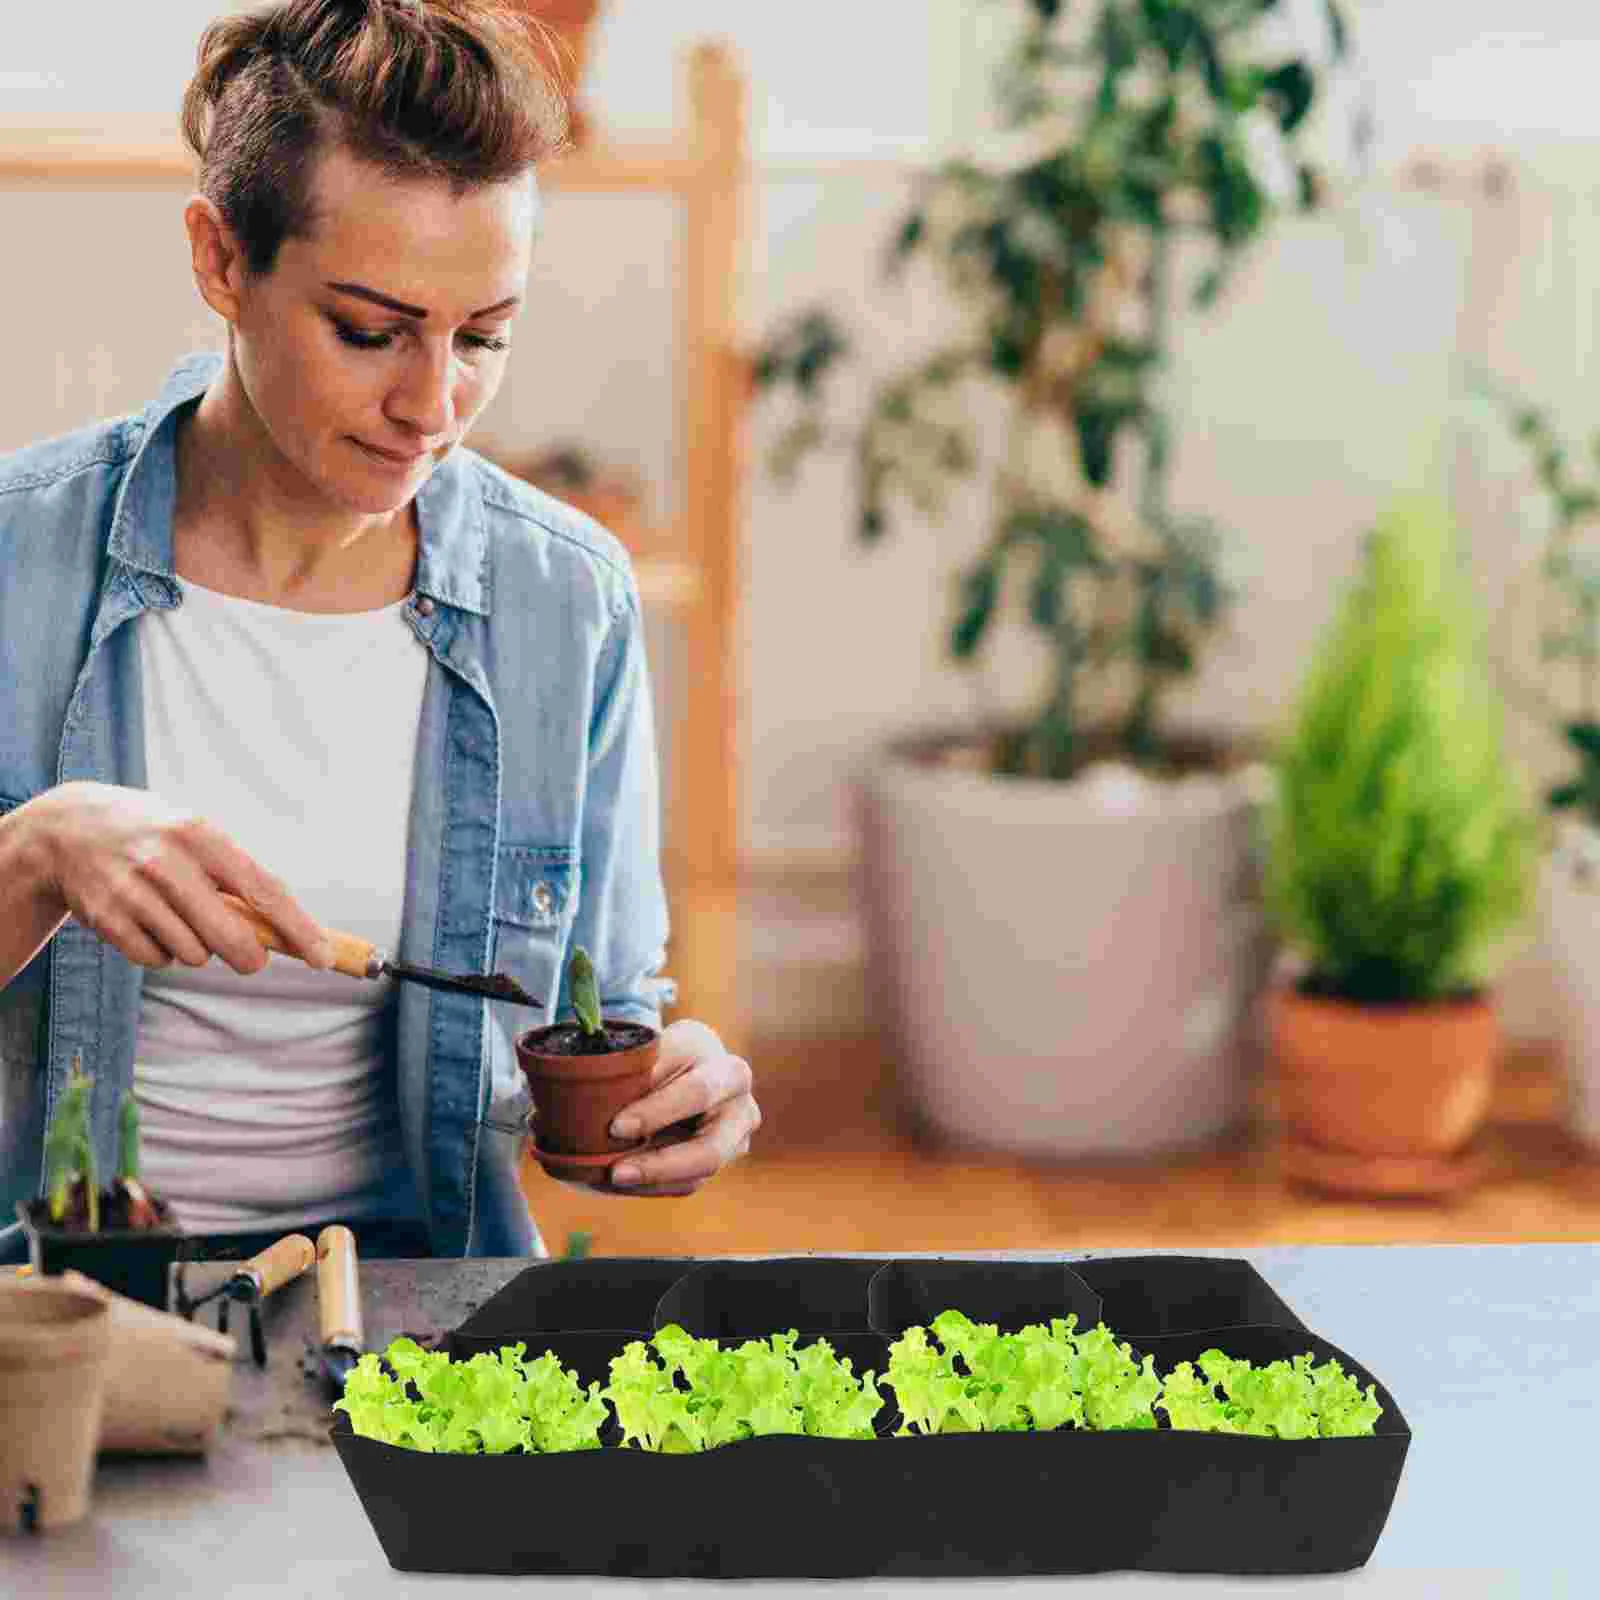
[218,892,543,1009]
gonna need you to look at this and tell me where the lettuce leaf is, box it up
[333,1338,608,1454]
[1156,1349,1382,1437]
[604,1323,883,1450]
[886,1311,1156,1434]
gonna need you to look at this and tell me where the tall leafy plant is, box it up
[755,0,1365,778]
[1264,494,1534,1005]
[1477,380,1600,829]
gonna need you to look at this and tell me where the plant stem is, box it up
[1125,226,1174,762]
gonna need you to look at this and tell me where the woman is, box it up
[0,0,759,1261]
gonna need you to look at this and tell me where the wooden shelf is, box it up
[0,127,708,194]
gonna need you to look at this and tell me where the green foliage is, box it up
[43,1054,98,1230]
[606,1325,884,1449]
[1156,1348,1381,1438]
[567,945,602,1037]
[335,1313,1383,1455]
[334,1338,609,1455]
[1477,378,1600,829]
[1264,494,1535,1003]
[886,1310,1159,1433]
[117,1094,141,1184]
[754,0,1365,777]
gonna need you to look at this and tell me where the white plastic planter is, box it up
[856,741,1277,1159]
[1542,816,1600,1149]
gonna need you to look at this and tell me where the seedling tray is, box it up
[331,1253,1410,1579]
[17,1202,191,1310]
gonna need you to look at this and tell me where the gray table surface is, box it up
[2,1243,1590,1596]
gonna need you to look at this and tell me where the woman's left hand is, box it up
[600,1019,760,1197]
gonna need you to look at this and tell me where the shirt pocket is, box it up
[490,843,581,1018]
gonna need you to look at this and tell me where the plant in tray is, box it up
[28,1054,174,1236]
[1156,1348,1381,1438]
[336,1313,1383,1456]
[887,1310,1160,1434]
[334,1337,609,1455]
[515,944,661,1186]
[605,1324,884,1450]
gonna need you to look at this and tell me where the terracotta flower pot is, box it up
[0,1277,114,1533]
[1265,982,1499,1196]
[516,1020,659,1187]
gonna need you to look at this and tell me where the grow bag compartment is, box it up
[331,1252,1411,1579]
[445,1256,689,1391]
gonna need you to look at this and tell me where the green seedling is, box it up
[118,1093,141,1184]
[43,1053,99,1232]
[568,945,603,1038]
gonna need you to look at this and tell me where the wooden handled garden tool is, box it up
[218,892,543,1010]
[314,1225,364,1398]
[175,1232,315,1368]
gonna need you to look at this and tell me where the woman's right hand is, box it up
[26,781,333,974]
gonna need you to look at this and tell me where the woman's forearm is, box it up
[0,796,69,990]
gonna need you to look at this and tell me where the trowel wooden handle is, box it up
[218,892,377,980]
[317,1225,364,1352]
[241,1233,315,1298]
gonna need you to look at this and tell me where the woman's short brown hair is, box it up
[180,0,570,275]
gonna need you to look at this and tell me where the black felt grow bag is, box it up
[330,1253,1410,1579]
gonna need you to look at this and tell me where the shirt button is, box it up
[416,596,435,617]
[532,882,554,916]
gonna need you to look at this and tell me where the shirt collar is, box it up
[105,349,490,617]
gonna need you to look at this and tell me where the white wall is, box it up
[2,1,1597,900]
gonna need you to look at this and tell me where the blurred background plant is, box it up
[754,0,1367,779]
[1264,492,1535,1005]
[1475,376,1600,833]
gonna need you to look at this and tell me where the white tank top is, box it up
[133,577,429,1232]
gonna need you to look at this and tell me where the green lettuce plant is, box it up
[335,1316,1383,1455]
[604,1324,884,1450]
[334,1338,609,1455]
[1157,1348,1381,1437]
[886,1309,1160,1433]
[1264,492,1535,1004]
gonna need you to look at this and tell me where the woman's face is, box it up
[199,143,537,515]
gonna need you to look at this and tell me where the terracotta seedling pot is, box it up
[516,1020,659,1186]
[1265,982,1499,1196]
[0,1276,114,1532]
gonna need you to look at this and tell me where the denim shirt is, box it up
[0,350,676,1260]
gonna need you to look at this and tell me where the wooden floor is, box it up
[521,1031,1600,1258]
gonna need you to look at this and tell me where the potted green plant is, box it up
[752,0,1365,1158]
[1262,492,1536,1196]
[516,946,660,1187]
[18,1055,183,1309]
[1474,381,1600,1153]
